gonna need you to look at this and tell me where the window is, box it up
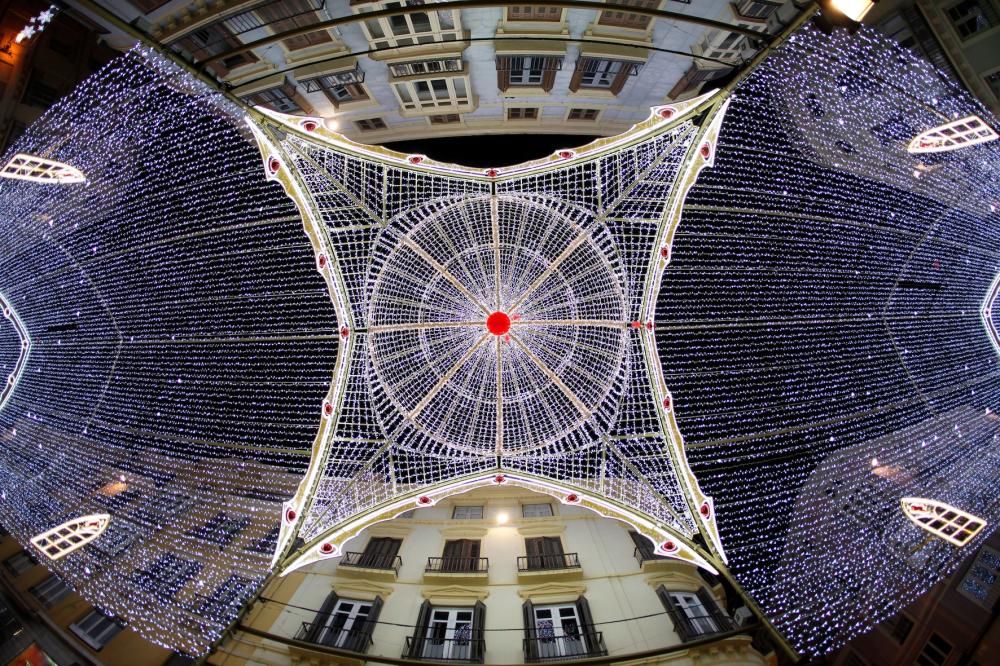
[301,592,381,652]
[901,497,987,545]
[496,56,562,91]
[133,553,202,601]
[390,58,463,77]
[507,6,562,22]
[31,576,71,608]
[30,514,110,560]
[567,108,599,121]
[430,114,462,124]
[4,551,36,575]
[570,58,640,94]
[360,0,462,50]
[957,545,1000,608]
[255,0,332,52]
[406,601,485,662]
[508,107,539,120]
[667,64,726,99]
[907,116,998,153]
[916,633,952,666]
[196,574,254,618]
[947,1,998,39]
[629,530,665,564]
[186,512,250,546]
[656,586,733,642]
[302,76,369,106]
[452,505,484,520]
[522,503,553,517]
[393,77,471,111]
[242,84,302,114]
[735,0,779,20]
[987,70,1000,100]
[598,0,659,30]
[21,75,60,108]
[356,118,387,131]
[170,23,258,77]
[523,598,605,661]
[246,525,280,555]
[70,610,123,651]
[881,613,914,644]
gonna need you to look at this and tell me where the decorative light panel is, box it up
[907,115,998,154]
[31,514,110,560]
[901,498,987,546]
[0,153,85,183]
[0,293,30,410]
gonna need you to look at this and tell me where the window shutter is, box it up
[408,600,433,657]
[576,596,602,655]
[628,530,655,561]
[542,67,556,92]
[525,537,543,557]
[522,600,538,661]
[543,536,564,567]
[498,62,510,92]
[307,590,339,642]
[472,600,486,662]
[695,587,730,632]
[350,596,382,653]
[656,585,694,642]
[569,59,585,92]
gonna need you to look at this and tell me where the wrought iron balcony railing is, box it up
[294,621,374,653]
[339,550,402,574]
[517,553,581,572]
[426,556,489,574]
[405,635,485,662]
[664,607,736,643]
[633,546,667,566]
[523,627,607,662]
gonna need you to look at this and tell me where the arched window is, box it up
[31,514,110,560]
[907,116,998,153]
[0,154,86,183]
[901,498,986,546]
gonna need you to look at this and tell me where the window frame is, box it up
[358,0,463,50]
[452,505,484,520]
[521,503,553,517]
[393,75,472,112]
[69,610,124,651]
[30,575,72,608]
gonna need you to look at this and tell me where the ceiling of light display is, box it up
[0,23,997,661]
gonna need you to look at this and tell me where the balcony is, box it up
[524,629,608,662]
[405,636,485,662]
[424,557,489,581]
[337,551,402,580]
[664,606,736,643]
[517,553,582,581]
[294,621,373,654]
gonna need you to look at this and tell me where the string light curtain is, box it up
[0,48,336,655]
[662,27,1000,654]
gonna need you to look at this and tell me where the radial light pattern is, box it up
[367,194,628,455]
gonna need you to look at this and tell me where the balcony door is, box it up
[317,598,371,649]
[359,536,401,569]
[525,536,564,569]
[669,591,719,635]
[424,607,474,661]
[533,603,585,659]
[442,539,480,571]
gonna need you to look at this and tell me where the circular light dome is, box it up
[367,194,628,455]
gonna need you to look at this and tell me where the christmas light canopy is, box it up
[0,22,997,662]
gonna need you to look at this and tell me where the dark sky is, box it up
[385,133,601,167]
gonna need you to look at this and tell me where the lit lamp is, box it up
[496,512,509,525]
[815,0,877,33]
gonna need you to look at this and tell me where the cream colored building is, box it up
[213,486,768,666]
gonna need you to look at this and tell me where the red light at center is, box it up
[487,311,511,336]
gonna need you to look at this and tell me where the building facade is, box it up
[64,0,802,143]
[211,486,770,665]
[867,0,1000,115]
